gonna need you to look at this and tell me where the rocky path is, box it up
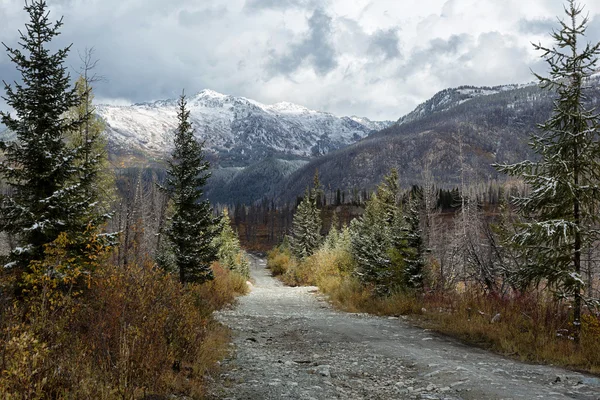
[209,255,600,399]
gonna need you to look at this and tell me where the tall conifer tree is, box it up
[0,1,85,272]
[290,189,322,259]
[497,0,600,341]
[163,92,217,284]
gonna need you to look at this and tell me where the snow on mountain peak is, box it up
[268,101,312,114]
[194,89,228,99]
[96,90,393,165]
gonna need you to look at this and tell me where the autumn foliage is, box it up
[0,233,247,398]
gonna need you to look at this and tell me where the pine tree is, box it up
[497,0,600,342]
[312,169,324,208]
[214,209,250,278]
[0,1,89,273]
[290,190,322,259]
[324,212,340,250]
[350,169,407,295]
[402,189,426,289]
[163,92,217,284]
[64,76,114,235]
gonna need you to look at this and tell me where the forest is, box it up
[1,0,600,398]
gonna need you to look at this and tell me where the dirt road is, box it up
[209,255,600,399]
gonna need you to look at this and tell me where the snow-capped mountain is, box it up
[97,90,394,166]
[397,84,534,125]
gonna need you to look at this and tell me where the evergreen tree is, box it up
[350,169,407,295]
[401,189,426,289]
[163,93,217,284]
[290,190,322,259]
[64,75,115,234]
[214,209,250,278]
[312,169,324,208]
[497,0,600,341]
[0,1,91,273]
[324,212,340,250]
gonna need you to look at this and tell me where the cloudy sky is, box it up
[1,0,600,120]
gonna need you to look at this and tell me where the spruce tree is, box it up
[497,0,600,341]
[350,169,407,295]
[0,1,87,273]
[214,209,249,278]
[163,93,217,284]
[290,189,322,259]
[401,189,426,289]
[65,76,115,235]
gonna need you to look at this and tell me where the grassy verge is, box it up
[267,246,600,375]
[0,259,248,399]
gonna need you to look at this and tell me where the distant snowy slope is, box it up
[96,90,394,166]
[397,84,534,125]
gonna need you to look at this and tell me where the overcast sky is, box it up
[1,0,600,120]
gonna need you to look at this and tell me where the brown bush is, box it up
[266,247,294,277]
[0,244,247,398]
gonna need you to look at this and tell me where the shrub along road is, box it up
[209,255,600,399]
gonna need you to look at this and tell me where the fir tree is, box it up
[312,169,324,208]
[0,1,91,273]
[163,92,217,284]
[401,189,426,289]
[497,0,600,342]
[290,190,322,259]
[214,209,250,278]
[64,75,115,235]
[350,169,407,295]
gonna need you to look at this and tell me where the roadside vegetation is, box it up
[268,1,600,373]
[0,2,250,397]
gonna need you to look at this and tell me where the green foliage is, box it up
[214,209,250,279]
[65,76,117,214]
[162,93,218,284]
[350,170,407,295]
[0,1,96,273]
[290,190,322,259]
[401,189,426,289]
[496,0,600,338]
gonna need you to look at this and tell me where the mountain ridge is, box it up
[96,89,394,167]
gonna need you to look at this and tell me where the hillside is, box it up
[97,90,393,167]
[279,78,600,201]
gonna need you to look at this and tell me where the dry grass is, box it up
[269,245,600,375]
[266,247,295,277]
[0,256,247,399]
[418,291,600,373]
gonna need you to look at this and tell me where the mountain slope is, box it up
[97,90,393,167]
[280,78,600,201]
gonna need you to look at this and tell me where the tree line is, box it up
[0,1,249,396]
[281,0,600,344]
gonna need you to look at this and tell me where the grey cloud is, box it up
[267,9,337,76]
[427,34,470,55]
[586,14,600,45]
[178,6,228,27]
[397,32,536,90]
[368,28,401,60]
[517,18,556,35]
[244,0,323,12]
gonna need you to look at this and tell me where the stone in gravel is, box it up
[315,365,331,377]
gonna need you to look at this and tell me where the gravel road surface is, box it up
[209,255,600,400]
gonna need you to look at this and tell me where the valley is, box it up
[95,78,600,205]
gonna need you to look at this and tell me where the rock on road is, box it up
[209,255,600,400]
